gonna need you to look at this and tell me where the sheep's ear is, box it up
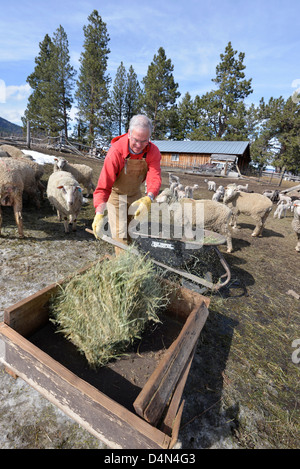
[76,186,82,192]
[57,185,64,189]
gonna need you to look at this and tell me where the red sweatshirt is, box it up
[93,133,161,212]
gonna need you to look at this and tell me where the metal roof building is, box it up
[151,140,250,171]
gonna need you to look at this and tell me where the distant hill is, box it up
[0,117,23,136]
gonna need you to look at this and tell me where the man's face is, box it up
[128,128,150,154]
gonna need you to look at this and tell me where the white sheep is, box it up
[205,180,217,191]
[156,187,175,204]
[154,189,233,253]
[47,171,83,233]
[184,184,199,198]
[277,194,292,205]
[212,185,225,202]
[263,190,279,202]
[169,173,180,184]
[273,201,292,219]
[224,184,272,237]
[54,157,95,197]
[236,183,249,192]
[292,201,300,252]
[0,157,43,208]
[0,160,24,237]
[169,181,179,195]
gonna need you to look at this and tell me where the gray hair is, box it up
[129,115,153,135]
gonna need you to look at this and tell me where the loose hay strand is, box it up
[50,248,168,367]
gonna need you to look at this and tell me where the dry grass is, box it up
[49,248,168,367]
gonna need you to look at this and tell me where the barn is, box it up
[151,140,251,173]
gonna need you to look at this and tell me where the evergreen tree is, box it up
[75,10,111,144]
[256,96,300,172]
[140,47,180,139]
[124,65,141,131]
[111,61,127,135]
[189,42,253,140]
[23,34,58,135]
[52,25,76,139]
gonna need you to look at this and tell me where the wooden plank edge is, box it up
[0,323,171,449]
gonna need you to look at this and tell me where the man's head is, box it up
[128,115,152,154]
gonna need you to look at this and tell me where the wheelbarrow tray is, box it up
[131,222,227,268]
[0,260,209,449]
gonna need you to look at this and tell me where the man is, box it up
[92,115,161,253]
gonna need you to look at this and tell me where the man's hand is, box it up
[130,196,152,220]
[92,213,105,239]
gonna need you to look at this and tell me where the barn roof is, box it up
[151,140,249,156]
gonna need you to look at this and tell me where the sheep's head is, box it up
[55,157,67,170]
[224,185,239,203]
[57,184,82,209]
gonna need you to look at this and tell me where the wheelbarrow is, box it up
[86,221,231,292]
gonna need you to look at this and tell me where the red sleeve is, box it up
[145,145,162,198]
[93,148,124,211]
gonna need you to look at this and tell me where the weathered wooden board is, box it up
[0,263,210,449]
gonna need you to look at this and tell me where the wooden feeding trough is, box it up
[0,261,209,449]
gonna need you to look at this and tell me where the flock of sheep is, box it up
[0,144,95,237]
[156,173,300,253]
[0,144,299,253]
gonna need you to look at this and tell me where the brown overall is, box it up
[107,156,148,255]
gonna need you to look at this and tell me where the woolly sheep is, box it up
[184,184,199,198]
[224,184,272,237]
[155,189,233,253]
[292,201,300,252]
[236,183,249,192]
[54,157,95,197]
[212,185,225,202]
[277,194,292,205]
[47,171,83,233]
[205,180,217,191]
[168,173,180,184]
[0,157,43,208]
[263,189,279,202]
[0,160,24,237]
[273,201,292,219]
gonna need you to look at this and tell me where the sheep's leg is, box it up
[61,213,69,233]
[69,214,77,231]
[296,233,300,252]
[13,204,24,238]
[0,207,2,236]
[255,209,272,236]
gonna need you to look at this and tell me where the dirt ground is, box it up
[0,144,299,449]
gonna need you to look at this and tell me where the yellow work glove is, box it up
[92,213,105,239]
[131,196,152,220]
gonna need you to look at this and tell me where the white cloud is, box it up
[6,84,31,101]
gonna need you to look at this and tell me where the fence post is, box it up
[26,121,31,149]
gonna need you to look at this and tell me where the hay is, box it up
[50,248,168,367]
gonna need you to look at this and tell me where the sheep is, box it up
[154,189,233,253]
[169,181,179,195]
[292,201,300,252]
[156,187,175,204]
[277,194,292,205]
[0,160,24,237]
[0,157,43,209]
[212,185,225,202]
[236,183,249,192]
[223,183,272,237]
[53,157,95,197]
[205,180,217,191]
[174,184,186,200]
[47,171,83,233]
[168,173,180,184]
[263,190,279,202]
[184,184,199,198]
[0,144,25,158]
[273,201,292,219]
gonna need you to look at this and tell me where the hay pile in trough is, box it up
[50,248,168,367]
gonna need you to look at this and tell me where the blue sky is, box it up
[0,0,299,127]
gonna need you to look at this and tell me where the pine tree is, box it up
[140,47,180,139]
[124,65,141,131]
[75,10,111,144]
[23,34,58,135]
[52,25,76,139]
[189,42,253,140]
[111,62,127,135]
